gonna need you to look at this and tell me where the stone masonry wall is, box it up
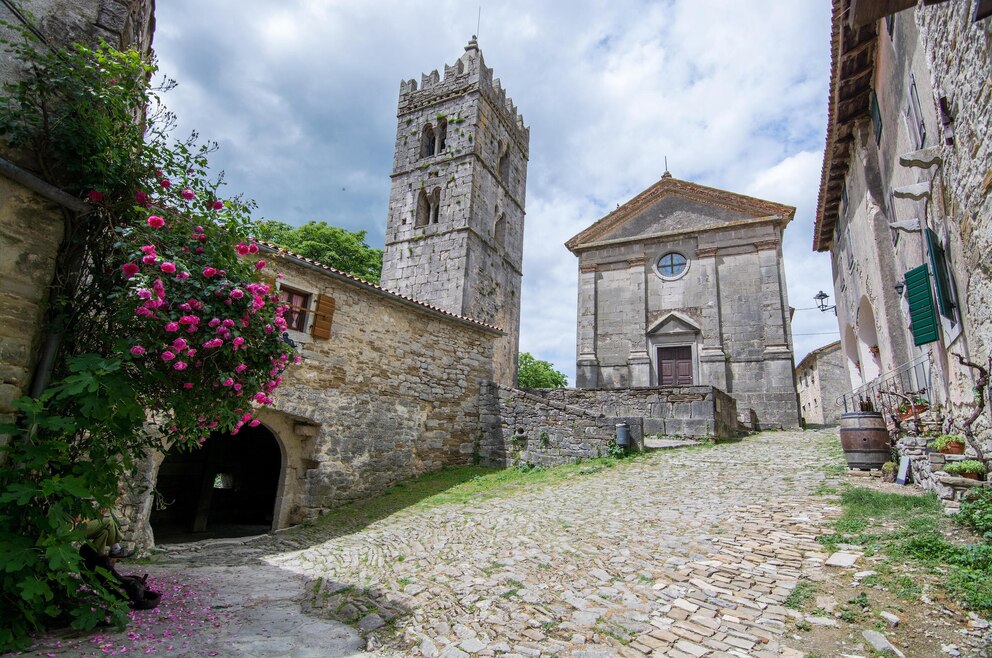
[263,255,498,518]
[918,3,992,452]
[0,0,154,440]
[897,436,989,511]
[478,384,644,468]
[537,387,739,440]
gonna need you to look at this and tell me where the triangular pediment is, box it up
[566,175,795,252]
[647,311,700,336]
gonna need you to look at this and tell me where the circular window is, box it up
[656,251,688,279]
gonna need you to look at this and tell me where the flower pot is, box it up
[941,442,965,455]
[896,405,928,421]
[960,472,981,481]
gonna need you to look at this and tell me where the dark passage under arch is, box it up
[151,424,281,543]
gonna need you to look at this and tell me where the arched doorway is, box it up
[151,424,282,543]
[856,296,882,382]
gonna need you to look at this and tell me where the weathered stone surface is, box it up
[825,552,861,568]
[863,629,905,657]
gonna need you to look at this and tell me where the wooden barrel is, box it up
[839,412,891,470]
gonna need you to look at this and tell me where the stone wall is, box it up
[897,436,989,510]
[130,251,499,545]
[0,0,155,439]
[796,342,852,425]
[918,3,992,451]
[478,384,644,468]
[478,385,738,468]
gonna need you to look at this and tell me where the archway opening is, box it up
[151,424,282,543]
[856,296,882,382]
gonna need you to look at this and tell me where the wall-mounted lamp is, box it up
[894,281,905,296]
[814,290,837,314]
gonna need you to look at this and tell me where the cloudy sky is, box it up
[154,0,840,383]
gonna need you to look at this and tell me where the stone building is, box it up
[380,37,529,386]
[0,0,155,436]
[796,341,851,425]
[813,0,990,444]
[565,173,801,429]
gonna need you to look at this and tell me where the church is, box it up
[566,174,802,429]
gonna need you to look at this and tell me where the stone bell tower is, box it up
[380,38,529,385]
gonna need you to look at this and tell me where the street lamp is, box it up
[814,290,836,314]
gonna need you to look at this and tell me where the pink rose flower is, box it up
[181,188,195,200]
[172,338,188,351]
[208,318,221,327]
[137,289,152,299]
[165,322,179,332]
[121,263,140,278]
[183,383,194,389]
[146,215,165,229]
[236,243,250,256]
[87,190,104,203]
[230,289,244,299]
[186,348,197,358]
[140,245,156,254]
[142,254,158,265]
[223,378,234,387]
[130,345,146,356]
[160,178,172,189]
[160,262,176,273]
[211,200,224,210]
[173,361,187,371]
[134,190,149,205]
[202,267,217,277]
[176,271,191,280]
[249,419,260,427]
[161,350,176,361]
[235,364,248,373]
[248,243,260,254]
[254,260,266,270]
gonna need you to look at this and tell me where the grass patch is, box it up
[784,580,816,610]
[822,486,992,616]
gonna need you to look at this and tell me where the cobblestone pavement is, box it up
[259,428,842,657]
[29,428,846,658]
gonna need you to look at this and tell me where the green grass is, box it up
[784,580,816,610]
[821,486,992,616]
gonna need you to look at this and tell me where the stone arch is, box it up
[136,412,308,547]
[436,117,447,154]
[494,210,506,246]
[498,141,510,182]
[856,296,882,382]
[429,187,441,224]
[415,188,430,227]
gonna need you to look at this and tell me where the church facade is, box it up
[566,174,801,429]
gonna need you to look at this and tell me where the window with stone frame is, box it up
[436,117,447,154]
[279,286,311,332]
[415,188,430,227]
[494,209,506,246]
[420,123,436,159]
[498,142,510,182]
[906,73,927,150]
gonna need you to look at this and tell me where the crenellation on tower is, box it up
[380,38,529,385]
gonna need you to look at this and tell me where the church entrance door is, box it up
[658,346,693,385]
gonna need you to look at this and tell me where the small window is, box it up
[420,124,436,159]
[656,252,688,279]
[415,188,441,226]
[498,142,510,182]
[870,90,883,145]
[436,118,447,154]
[429,188,441,224]
[906,73,927,149]
[279,286,311,332]
[494,210,506,246]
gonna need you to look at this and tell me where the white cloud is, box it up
[153,0,836,383]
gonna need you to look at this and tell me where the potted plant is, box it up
[931,434,967,455]
[944,460,986,481]
[896,397,930,421]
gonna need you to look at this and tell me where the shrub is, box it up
[944,460,986,476]
[958,488,992,541]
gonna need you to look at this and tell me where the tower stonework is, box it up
[380,38,529,385]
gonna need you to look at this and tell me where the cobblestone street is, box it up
[272,428,840,658]
[38,427,988,657]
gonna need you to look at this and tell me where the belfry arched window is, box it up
[420,124,436,159]
[436,118,447,154]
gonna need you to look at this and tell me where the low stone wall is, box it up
[896,436,989,509]
[479,384,644,467]
[534,386,738,439]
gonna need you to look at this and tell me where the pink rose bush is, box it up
[115,193,296,444]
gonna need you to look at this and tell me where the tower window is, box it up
[437,118,447,154]
[498,143,510,182]
[494,210,506,246]
[655,252,688,280]
[420,124,436,159]
[415,188,442,227]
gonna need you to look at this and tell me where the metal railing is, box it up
[840,353,933,415]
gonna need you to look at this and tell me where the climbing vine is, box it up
[0,23,296,650]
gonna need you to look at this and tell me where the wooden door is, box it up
[658,346,693,386]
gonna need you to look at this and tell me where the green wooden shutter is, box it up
[905,264,939,345]
[925,229,955,318]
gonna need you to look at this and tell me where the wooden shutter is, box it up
[905,264,939,345]
[310,294,335,340]
[925,229,955,319]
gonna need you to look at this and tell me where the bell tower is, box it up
[380,38,529,385]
